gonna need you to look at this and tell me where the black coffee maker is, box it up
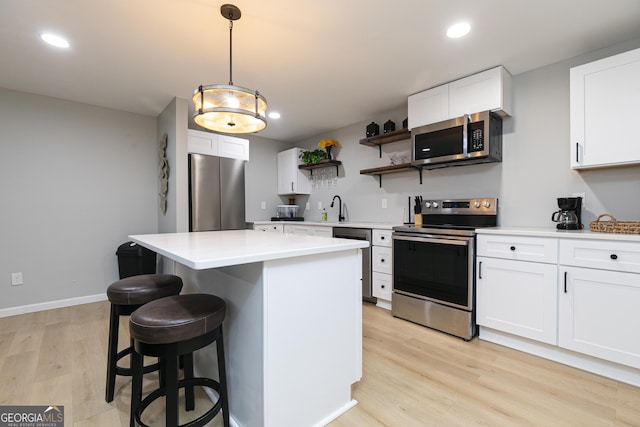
[552,197,583,230]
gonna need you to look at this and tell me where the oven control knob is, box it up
[424,202,432,208]
[432,202,439,208]
[474,201,481,208]
[483,201,491,208]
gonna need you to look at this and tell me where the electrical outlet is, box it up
[306,202,310,210]
[317,201,323,210]
[11,272,23,286]
[572,192,586,208]
[382,198,388,209]
[261,201,266,209]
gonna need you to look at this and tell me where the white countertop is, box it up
[476,226,640,242]
[250,220,401,230]
[129,229,369,270]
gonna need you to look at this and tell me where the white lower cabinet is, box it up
[372,229,393,310]
[559,266,640,369]
[477,257,558,345]
[477,234,558,345]
[477,230,640,386]
[559,237,640,370]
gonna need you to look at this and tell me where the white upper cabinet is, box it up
[407,85,449,129]
[277,148,311,195]
[408,66,512,129]
[187,129,249,161]
[448,67,512,118]
[570,47,640,169]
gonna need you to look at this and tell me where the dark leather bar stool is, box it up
[105,274,183,403]
[129,293,230,427]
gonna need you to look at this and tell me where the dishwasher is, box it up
[332,227,375,303]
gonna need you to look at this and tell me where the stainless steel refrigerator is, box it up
[189,153,246,231]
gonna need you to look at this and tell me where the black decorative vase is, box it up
[366,122,379,137]
[384,120,396,134]
[325,146,333,160]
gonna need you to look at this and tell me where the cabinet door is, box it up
[218,134,249,161]
[277,148,311,195]
[477,257,558,345]
[187,129,218,156]
[570,47,640,168]
[559,267,640,369]
[408,85,449,129]
[449,66,512,118]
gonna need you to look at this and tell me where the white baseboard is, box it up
[0,293,107,318]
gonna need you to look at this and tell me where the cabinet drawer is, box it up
[372,272,392,300]
[372,246,392,274]
[372,229,392,247]
[560,239,640,273]
[477,235,558,264]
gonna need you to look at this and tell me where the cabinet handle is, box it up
[381,284,385,289]
[576,142,579,163]
[564,271,567,293]
[510,246,516,251]
[610,254,618,260]
[291,182,294,191]
[381,236,386,240]
[380,258,385,263]
[479,261,482,279]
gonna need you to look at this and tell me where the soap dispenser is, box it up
[321,208,327,222]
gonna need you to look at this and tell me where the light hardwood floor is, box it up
[1,301,639,426]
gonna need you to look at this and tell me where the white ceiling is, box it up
[2,0,640,142]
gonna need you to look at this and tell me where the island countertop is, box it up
[129,229,369,270]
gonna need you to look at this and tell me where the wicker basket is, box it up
[589,214,640,234]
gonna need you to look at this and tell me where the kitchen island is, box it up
[128,230,368,427]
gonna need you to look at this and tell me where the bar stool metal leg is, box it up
[217,328,230,427]
[105,304,120,402]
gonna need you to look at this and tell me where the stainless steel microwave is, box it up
[411,110,502,169]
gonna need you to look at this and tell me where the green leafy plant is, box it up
[299,149,326,165]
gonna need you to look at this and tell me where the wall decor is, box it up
[159,133,169,214]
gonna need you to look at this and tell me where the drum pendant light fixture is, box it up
[192,4,267,134]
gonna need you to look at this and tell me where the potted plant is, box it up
[299,149,326,165]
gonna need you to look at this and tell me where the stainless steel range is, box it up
[392,197,497,340]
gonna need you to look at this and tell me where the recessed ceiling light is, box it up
[40,33,70,48]
[268,112,281,119]
[446,22,470,39]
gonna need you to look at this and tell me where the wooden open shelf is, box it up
[359,128,411,147]
[298,160,341,175]
[360,162,422,187]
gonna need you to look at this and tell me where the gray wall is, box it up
[2,37,640,312]
[0,88,158,310]
[295,38,640,227]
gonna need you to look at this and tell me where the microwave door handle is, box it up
[462,114,470,157]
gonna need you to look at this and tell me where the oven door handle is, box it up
[393,235,470,246]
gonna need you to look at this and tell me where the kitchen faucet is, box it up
[331,195,345,222]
